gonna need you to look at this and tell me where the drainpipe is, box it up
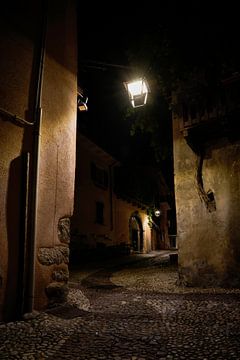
[18,152,30,318]
[109,163,114,231]
[109,161,119,231]
[25,0,47,314]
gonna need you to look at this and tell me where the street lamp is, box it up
[124,78,149,108]
[79,61,150,109]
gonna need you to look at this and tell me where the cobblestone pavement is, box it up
[1,251,240,359]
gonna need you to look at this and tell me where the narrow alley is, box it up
[1,251,240,359]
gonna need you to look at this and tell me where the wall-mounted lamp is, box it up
[154,209,161,217]
[124,78,149,108]
[77,91,88,112]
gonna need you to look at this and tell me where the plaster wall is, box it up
[0,0,77,318]
[113,198,151,253]
[0,9,36,320]
[173,115,240,286]
[35,0,77,308]
[72,134,153,255]
[0,122,26,320]
[72,135,114,249]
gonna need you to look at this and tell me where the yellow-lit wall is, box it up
[114,197,152,253]
[35,0,77,309]
[72,134,153,256]
[0,0,77,320]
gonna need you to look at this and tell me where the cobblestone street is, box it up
[1,251,240,359]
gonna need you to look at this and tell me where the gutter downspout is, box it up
[109,161,119,231]
[25,0,47,314]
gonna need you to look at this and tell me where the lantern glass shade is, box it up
[125,78,149,108]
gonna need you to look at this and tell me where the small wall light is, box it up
[154,209,161,217]
[124,78,149,108]
[77,92,88,112]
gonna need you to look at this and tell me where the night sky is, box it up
[79,16,157,166]
[77,1,239,189]
[77,10,170,166]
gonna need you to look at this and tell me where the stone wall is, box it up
[37,219,70,306]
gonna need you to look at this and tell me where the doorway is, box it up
[129,213,143,252]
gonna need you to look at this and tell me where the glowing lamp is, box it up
[154,209,161,217]
[77,92,88,112]
[125,78,149,108]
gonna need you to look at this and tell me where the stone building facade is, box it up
[0,1,77,321]
[173,76,240,287]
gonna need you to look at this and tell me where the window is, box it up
[95,201,104,224]
[91,163,108,189]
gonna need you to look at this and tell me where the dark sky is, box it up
[77,2,239,167]
[77,10,172,166]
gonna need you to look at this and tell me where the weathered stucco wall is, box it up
[0,5,37,320]
[0,122,26,320]
[71,133,115,250]
[0,0,77,320]
[173,114,240,287]
[71,133,153,257]
[114,198,151,253]
[35,0,77,309]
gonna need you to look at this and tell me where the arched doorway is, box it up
[129,213,143,252]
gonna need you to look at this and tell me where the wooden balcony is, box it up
[179,75,240,152]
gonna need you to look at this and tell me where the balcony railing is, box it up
[179,75,240,134]
[177,74,240,154]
